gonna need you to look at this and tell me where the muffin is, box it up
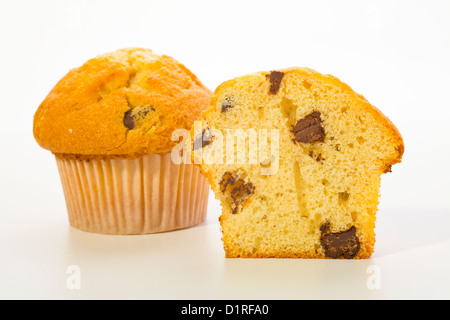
[191,67,404,258]
[34,48,212,234]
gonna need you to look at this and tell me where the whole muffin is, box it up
[34,48,212,234]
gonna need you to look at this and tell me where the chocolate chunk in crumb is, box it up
[221,102,233,113]
[293,111,325,143]
[309,151,324,163]
[123,109,135,130]
[220,172,255,214]
[320,222,360,259]
[221,97,235,113]
[266,71,285,95]
[193,128,214,150]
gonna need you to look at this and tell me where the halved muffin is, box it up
[191,67,404,258]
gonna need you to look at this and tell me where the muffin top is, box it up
[33,48,212,158]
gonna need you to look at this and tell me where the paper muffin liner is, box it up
[55,153,209,234]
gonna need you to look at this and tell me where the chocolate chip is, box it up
[293,111,325,143]
[383,165,392,173]
[266,71,285,95]
[309,151,324,163]
[193,128,214,150]
[123,107,155,130]
[123,109,135,130]
[320,222,360,259]
[221,97,235,113]
[219,172,255,214]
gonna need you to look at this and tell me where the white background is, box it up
[0,0,449,300]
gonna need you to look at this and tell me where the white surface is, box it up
[1,0,450,300]
[1,194,449,299]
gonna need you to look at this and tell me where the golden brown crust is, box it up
[315,70,404,166]
[34,48,212,158]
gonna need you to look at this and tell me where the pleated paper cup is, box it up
[55,153,209,234]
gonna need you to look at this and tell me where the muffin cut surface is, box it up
[192,67,403,259]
